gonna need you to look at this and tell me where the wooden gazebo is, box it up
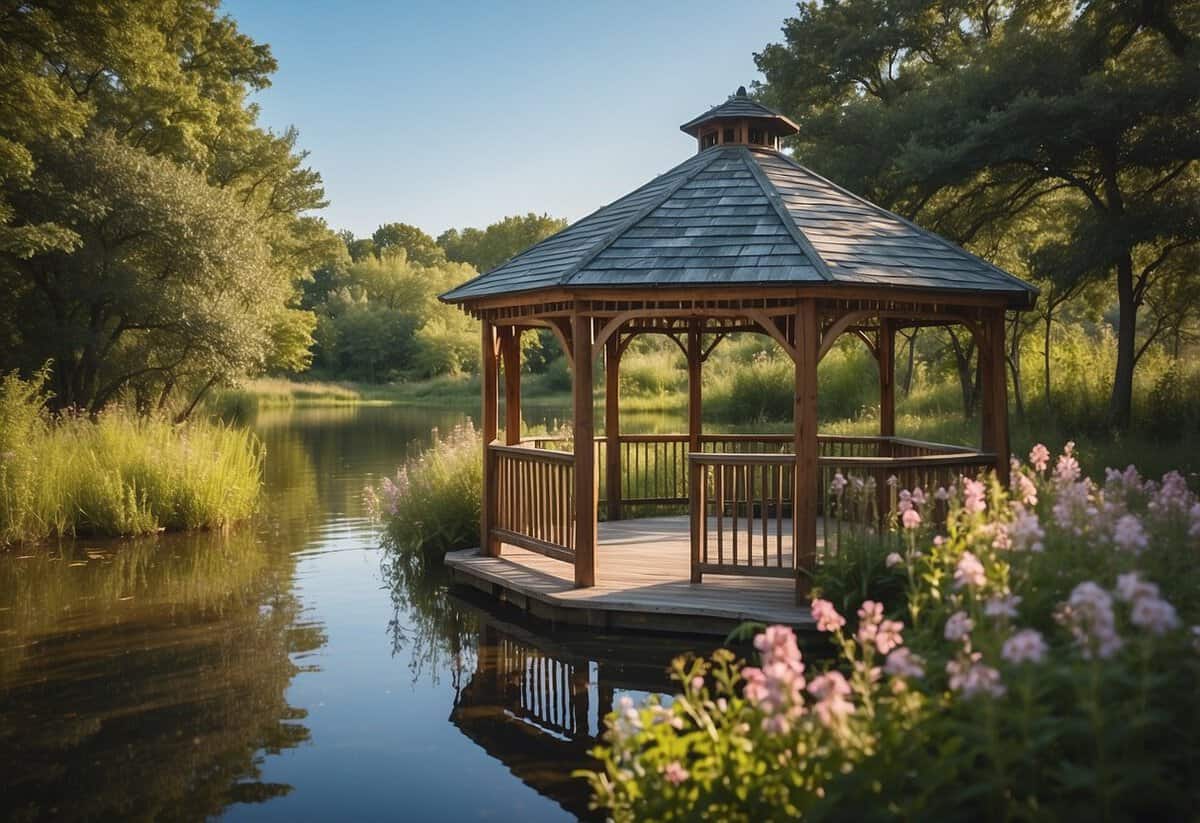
[442,87,1036,619]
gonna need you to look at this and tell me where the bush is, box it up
[365,422,482,560]
[0,371,263,546]
[583,444,1200,821]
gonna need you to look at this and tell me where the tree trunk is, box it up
[1004,314,1024,420]
[1043,311,1053,415]
[1110,252,1138,429]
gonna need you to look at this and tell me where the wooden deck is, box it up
[445,515,816,637]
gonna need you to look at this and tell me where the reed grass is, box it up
[1,371,263,546]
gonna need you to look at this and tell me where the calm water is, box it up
[0,405,721,821]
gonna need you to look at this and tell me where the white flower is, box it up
[1111,514,1148,554]
[884,647,925,679]
[1055,582,1122,660]
[1129,594,1180,636]
[944,610,974,642]
[1009,505,1045,552]
[1001,629,1047,664]
[885,552,903,569]
[984,594,1021,620]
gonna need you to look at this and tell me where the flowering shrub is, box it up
[581,444,1200,821]
[365,422,481,559]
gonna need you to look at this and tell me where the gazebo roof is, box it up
[442,114,1036,307]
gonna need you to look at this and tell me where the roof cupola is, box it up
[679,86,799,152]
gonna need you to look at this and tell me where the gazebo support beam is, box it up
[481,319,500,557]
[793,299,819,602]
[878,318,896,441]
[687,320,702,452]
[605,333,622,522]
[573,310,597,587]
[500,327,522,445]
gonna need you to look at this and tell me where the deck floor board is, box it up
[445,516,816,633]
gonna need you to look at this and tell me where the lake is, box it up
[0,404,722,822]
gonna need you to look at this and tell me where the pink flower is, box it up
[1055,442,1081,484]
[1011,472,1038,506]
[946,652,1006,698]
[810,598,846,633]
[884,647,925,679]
[1002,629,1047,664]
[807,671,855,728]
[934,486,950,501]
[962,479,987,514]
[857,605,904,655]
[953,551,987,589]
[663,761,689,785]
[944,610,974,642]
[885,552,903,569]
[1029,443,1050,473]
[743,626,807,733]
[902,508,922,529]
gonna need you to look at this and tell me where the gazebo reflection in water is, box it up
[450,597,702,819]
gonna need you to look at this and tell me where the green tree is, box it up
[0,0,340,414]
[371,222,445,266]
[757,0,1200,429]
[437,212,566,273]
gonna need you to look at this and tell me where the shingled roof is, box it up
[441,145,1037,306]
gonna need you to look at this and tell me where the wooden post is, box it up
[878,318,896,441]
[689,456,702,583]
[793,300,819,602]
[572,310,597,587]
[876,318,896,522]
[500,327,522,445]
[605,333,622,521]
[980,309,1011,485]
[481,319,500,557]
[687,320,702,452]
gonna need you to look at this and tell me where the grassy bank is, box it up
[1,372,263,547]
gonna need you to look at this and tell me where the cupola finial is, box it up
[679,85,799,153]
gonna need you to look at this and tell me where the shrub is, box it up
[365,422,482,560]
[0,371,262,546]
[582,444,1200,821]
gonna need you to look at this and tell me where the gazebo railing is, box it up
[489,443,575,562]
[688,453,795,579]
[519,433,991,514]
[494,434,997,574]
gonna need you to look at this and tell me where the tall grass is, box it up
[365,422,482,559]
[0,371,262,546]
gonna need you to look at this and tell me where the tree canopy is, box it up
[0,0,338,415]
[756,0,1199,428]
[438,212,567,273]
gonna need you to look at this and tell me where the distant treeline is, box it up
[300,214,566,383]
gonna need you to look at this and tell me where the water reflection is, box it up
[0,404,721,821]
[0,530,320,821]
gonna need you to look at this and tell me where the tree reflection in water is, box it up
[0,527,321,821]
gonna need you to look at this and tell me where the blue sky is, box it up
[222,0,797,239]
